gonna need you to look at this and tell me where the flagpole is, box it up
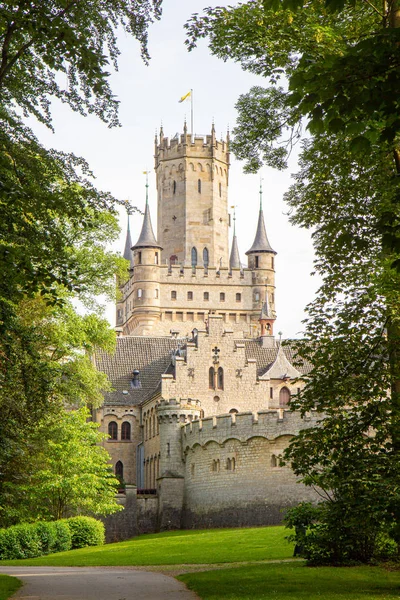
[191,88,194,136]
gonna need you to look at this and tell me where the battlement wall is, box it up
[156,133,228,160]
[181,409,321,529]
[182,409,320,450]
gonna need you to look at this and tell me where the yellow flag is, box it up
[179,90,191,103]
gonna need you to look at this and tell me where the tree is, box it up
[186,0,400,561]
[2,407,122,523]
[0,0,160,310]
[0,296,118,526]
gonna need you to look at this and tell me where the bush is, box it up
[66,516,105,549]
[0,520,72,560]
[35,522,57,555]
[284,501,398,565]
[0,524,40,560]
[52,521,72,553]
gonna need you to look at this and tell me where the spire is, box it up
[132,173,162,250]
[245,180,276,255]
[122,212,134,268]
[229,206,241,269]
[260,291,274,320]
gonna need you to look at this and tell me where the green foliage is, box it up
[186,0,400,565]
[0,0,162,127]
[2,407,122,523]
[66,517,105,549]
[52,521,72,553]
[0,519,79,560]
[0,297,117,526]
[285,501,399,564]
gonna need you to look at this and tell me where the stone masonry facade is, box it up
[94,124,319,538]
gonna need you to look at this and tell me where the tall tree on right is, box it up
[186,0,400,561]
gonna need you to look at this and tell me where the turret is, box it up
[259,291,275,336]
[130,174,162,335]
[246,183,277,333]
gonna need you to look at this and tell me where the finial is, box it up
[184,118,187,134]
[230,205,237,235]
[143,170,150,205]
[159,122,164,141]
[259,177,264,211]
[211,119,216,135]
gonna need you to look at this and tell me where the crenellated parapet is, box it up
[182,409,321,452]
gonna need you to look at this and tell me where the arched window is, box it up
[115,461,123,481]
[108,421,118,440]
[226,458,232,470]
[198,179,201,193]
[191,247,198,267]
[137,288,143,298]
[173,180,176,194]
[279,386,291,407]
[217,367,224,390]
[152,414,156,437]
[203,247,209,268]
[209,367,215,389]
[271,454,277,468]
[229,408,238,414]
[170,254,178,265]
[121,421,131,441]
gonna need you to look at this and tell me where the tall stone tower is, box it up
[154,123,230,269]
[118,124,277,338]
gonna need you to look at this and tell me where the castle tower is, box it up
[154,122,230,268]
[129,177,162,335]
[246,183,277,334]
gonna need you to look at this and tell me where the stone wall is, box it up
[181,410,320,529]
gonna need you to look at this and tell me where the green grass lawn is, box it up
[0,526,292,567]
[178,562,400,600]
[0,575,22,600]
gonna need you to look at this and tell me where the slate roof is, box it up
[246,208,276,255]
[95,336,181,405]
[229,234,241,270]
[95,336,311,407]
[244,340,312,377]
[132,202,162,250]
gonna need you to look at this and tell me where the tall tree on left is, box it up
[0,0,162,522]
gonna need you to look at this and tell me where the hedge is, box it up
[0,516,103,560]
[66,516,105,549]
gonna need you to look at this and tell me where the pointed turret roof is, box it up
[230,235,241,269]
[123,216,134,267]
[246,182,276,255]
[229,208,241,269]
[132,174,162,250]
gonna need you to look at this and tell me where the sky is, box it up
[30,0,320,338]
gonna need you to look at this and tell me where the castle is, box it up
[94,125,319,537]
